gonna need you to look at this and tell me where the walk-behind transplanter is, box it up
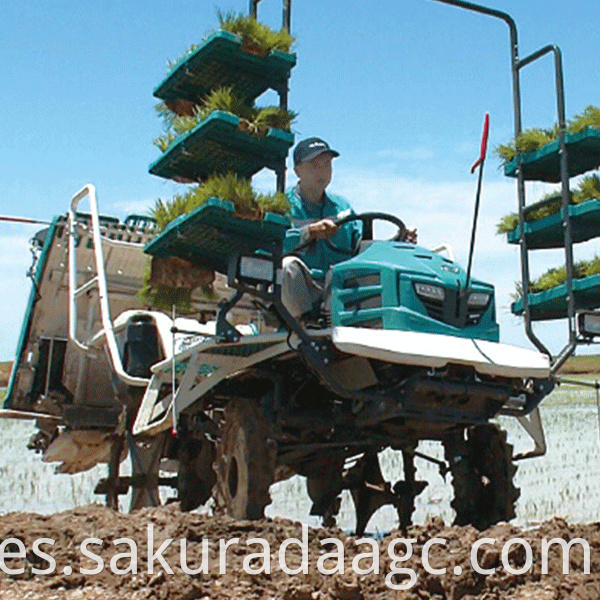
[4,0,600,533]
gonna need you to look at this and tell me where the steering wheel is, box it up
[326,211,407,256]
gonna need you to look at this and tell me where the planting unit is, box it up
[508,132,600,322]
[144,197,290,273]
[154,29,296,106]
[507,197,600,250]
[150,24,295,189]
[504,126,600,182]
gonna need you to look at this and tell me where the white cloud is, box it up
[376,147,436,161]
[107,197,161,218]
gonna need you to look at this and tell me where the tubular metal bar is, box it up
[249,0,291,31]
[247,0,292,192]
[429,0,548,355]
[518,45,575,372]
[68,184,149,387]
[250,0,261,18]
[283,0,291,32]
[557,377,600,390]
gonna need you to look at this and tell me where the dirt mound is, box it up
[0,504,598,599]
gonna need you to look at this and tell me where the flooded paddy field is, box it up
[1,382,599,532]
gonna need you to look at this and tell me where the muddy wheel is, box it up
[445,424,519,530]
[215,399,276,520]
[177,436,216,511]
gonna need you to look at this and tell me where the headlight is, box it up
[237,255,275,283]
[578,311,600,338]
[468,292,491,308]
[414,282,445,302]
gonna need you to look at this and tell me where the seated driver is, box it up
[281,137,416,321]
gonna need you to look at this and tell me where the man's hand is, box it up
[308,218,339,240]
[405,228,418,244]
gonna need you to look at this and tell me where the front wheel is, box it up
[445,424,519,530]
[215,399,276,519]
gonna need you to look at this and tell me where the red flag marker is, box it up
[471,112,490,174]
[465,112,490,292]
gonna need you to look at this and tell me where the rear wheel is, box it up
[215,399,276,519]
[445,424,519,530]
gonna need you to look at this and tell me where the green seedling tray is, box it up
[144,197,290,273]
[154,30,296,107]
[504,127,600,182]
[149,110,293,182]
[511,273,600,320]
[507,198,600,249]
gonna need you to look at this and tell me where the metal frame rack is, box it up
[432,0,600,374]
[150,0,295,192]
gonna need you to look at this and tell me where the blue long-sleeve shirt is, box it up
[283,186,362,277]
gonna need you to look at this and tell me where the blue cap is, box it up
[293,137,339,166]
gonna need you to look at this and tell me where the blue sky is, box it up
[0,0,598,359]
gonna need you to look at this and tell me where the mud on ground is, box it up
[0,504,599,599]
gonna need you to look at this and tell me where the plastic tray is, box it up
[504,127,600,182]
[511,273,600,320]
[144,197,290,273]
[149,110,293,182]
[507,198,600,249]
[154,30,296,107]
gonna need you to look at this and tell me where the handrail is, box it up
[68,184,149,386]
[428,0,584,363]
[515,44,575,370]
[248,0,292,192]
[249,0,291,32]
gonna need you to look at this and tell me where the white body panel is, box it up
[332,327,550,379]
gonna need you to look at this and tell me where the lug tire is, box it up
[215,399,276,520]
[446,424,520,530]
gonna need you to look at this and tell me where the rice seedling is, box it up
[138,276,196,312]
[251,105,298,134]
[573,173,600,203]
[255,191,289,214]
[569,105,600,133]
[164,11,294,77]
[153,88,296,153]
[153,109,206,152]
[197,86,252,121]
[517,127,559,153]
[155,101,179,130]
[513,254,600,298]
[494,142,518,165]
[150,186,208,231]
[495,105,600,165]
[150,173,289,233]
[201,172,257,214]
[496,175,600,234]
[496,194,563,234]
[217,10,295,54]
[138,256,216,313]
[494,127,558,164]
